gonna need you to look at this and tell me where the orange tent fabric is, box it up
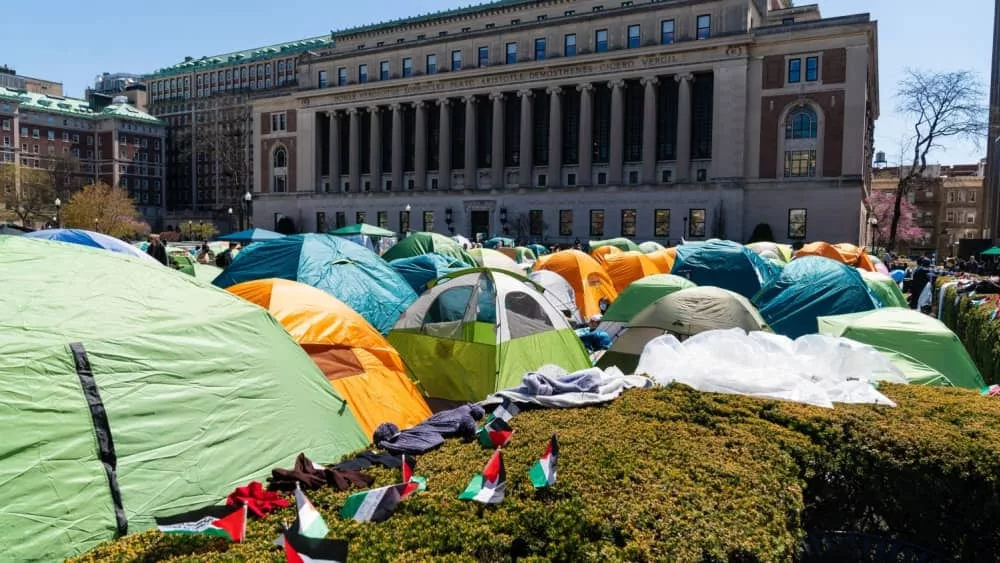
[535,250,618,319]
[590,245,623,266]
[228,278,431,437]
[795,242,877,272]
[645,248,677,273]
[602,251,661,292]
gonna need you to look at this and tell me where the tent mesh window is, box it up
[505,291,555,338]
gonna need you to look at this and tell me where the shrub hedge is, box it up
[936,277,1000,385]
[72,385,1000,562]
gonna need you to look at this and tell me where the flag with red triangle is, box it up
[281,528,348,563]
[155,505,247,542]
[459,449,506,504]
[529,434,559,488]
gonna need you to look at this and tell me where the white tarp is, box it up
[633,328,906,408]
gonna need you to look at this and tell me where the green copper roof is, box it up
[0,87,162,126]
[331,0,536,38]
[146,35,332,78]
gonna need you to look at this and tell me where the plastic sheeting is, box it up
[635,329,905,408]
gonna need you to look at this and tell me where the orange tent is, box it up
[602,251,661,292]
[228,278,431,436]
[590,245,623,266]
[645,247,677,273]
[535,250,618,319]
[795,242,877,272]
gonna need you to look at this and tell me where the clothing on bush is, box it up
[267,452,374,492]
[333,451,406,472]
[482,365,652,410]
[374,404,485,455]
[226,480,289,518]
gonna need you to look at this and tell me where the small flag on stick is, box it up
[340,483,409,523]
[529,434,559,489]
[281,528,348,563]
[459,449,506,504]
[155,504,247,543]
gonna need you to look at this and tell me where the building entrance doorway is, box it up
[470,210,490,242]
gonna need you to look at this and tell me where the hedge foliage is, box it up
[73,385,1000,562]
[936,277,1000,385]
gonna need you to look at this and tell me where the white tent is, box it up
[529,270,582,326]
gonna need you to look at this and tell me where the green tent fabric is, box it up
[513,246,538,264]
[638,241,666,253]
[859,270,908,308]
[193,262,223,282]
[590,237,640,252]
[817,308,985,389]
[388,269,591,403]
[329,223,396,237]
[382,232,475,266]
[982,247,1000,256]
[599,274,697,341]
[0,236,367,561]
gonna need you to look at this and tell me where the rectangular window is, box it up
[696,15,711,39]
[378,211,389,229]
[967,211,977,224]
[32,128,39,139]
[688,209,706,237]
[337,67,347,86]
[73,134,80,144]
[403,58,414,77]
[478,46,490,68]
[1,119,8,131]
[653,209,671,237]
[271,113,287,132]
[379,61,390,81]
[423,211,434,232]
[47,131,54,141]
[661,19,675,45]
[945,210,955,223]
[590,209,605,237]
[529,210,544,236]
[595,29,609,53]
[506,42,518,64]
[788,58,802,83]
[451,50,463,71]
[627,25,641,49]
[335,211,346,229]
[969,191,978,203]
[356,211,366,224]
[788,208,807,239]
[425,54,437,75]
[359,64,369,84]
[559,209,573,236]
[621,209,637,237]
[805,56,819,81]
[564,34,577,56]
[400,210,410,233]
[784,150,817,177]
[316,211,328,233]
[318,70,328,88]
[534,38,547,60]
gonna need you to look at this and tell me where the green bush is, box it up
[72,386,1000,562]
[938,282,1000,385]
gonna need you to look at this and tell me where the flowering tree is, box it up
[867,190,926,247]
[61,183,147,240]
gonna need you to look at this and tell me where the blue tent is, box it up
[218,228,285,243]
[213,234,417,334]
[753,256,882,339]
[24,228,158,263]
[670,240,780,299]
[389,254,469,294]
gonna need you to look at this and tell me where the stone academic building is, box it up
[251,0,878,244]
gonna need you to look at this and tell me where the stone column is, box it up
[315,113,324,192]
[328,112,340,192]
[348,108,361,192]
[641,77,659,184]
[391,103,404,192]
[608,79,625,185]
[577,83,594,186]
[369,106,383,191]
[463,95,478,189]
[490,91,505,189]
[675,73,694,182]
[437,98,452,190]
[547,86,563,188]
[414,101,428,190]
[518,89,534,187]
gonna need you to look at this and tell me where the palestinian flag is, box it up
[273,486,329,548]
[339,483,408,522]
[459,449,506,504]
[400,455,424,499]
[155,505,247,542]
[529,434,559,488]
[282,529,348,563]
[487,399,520,424]
[477,416,514,449]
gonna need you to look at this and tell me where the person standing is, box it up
[146,234,169,266]
[909,258,931,310]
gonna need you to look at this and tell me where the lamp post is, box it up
[243,191,253,230]
[868,216,879,253]
[228,207,234,233]
[16,205,25,227]
[93,217,99,233]
[403,204,411,237]
[54,198,61,228]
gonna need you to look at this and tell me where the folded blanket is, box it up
[482,365,652,409]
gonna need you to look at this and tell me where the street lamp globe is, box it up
[227,207,233,215]
[244,191,253,202]
[54,198,61,208]
[404,204,412,212]
[869,217,878,226]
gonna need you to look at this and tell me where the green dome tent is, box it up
[382,232,475,266]
[590,237,640,252]
[817,308,985,389]
[599,274,697,340]
[638,241,666,253]
[858,269,908,308]
[0,237,368,561]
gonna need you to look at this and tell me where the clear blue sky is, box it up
[4,0,994,165]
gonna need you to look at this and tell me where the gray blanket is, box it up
[481,365,652,409]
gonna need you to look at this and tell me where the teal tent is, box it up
[0,236,367,561]
[390,254,470,294]
[982,247,1000,256]
[671,240,780,300]
[753,256,881,339]
[527,243,549,257]
[383,232,476,265]
[484,236,516,249]
[218,228,285,242]
[329,223,396,237]
[213,234,417,334]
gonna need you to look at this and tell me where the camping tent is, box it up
[746,241,793,263]
[645,248,677,273]
[590,244,623,265]
[529,269,583,325]
[388,268,591,403]
[794,241,877,272]
[638,241,666,253]
[527,243,549,258]
[534,250,619,319]
[599,274,697,340]
[598,286,766,374]
[818,308,985,389]
[228,278,432,435]
[601,251,662,292]
[25,228,158,262]
[484,236,515,249]
[502,246,538,264]
[382,232,475,266]
[329,223,396,237]
[859,269,908,308]
[0,236,367,562]
[213,234,417,334]
[590,237,640,252]
[390,254,469,294]
[217,227,285,243]
[671,240,781,299]
[192,262,223,283]
[468,247,524,273]
[754,256,881,339]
